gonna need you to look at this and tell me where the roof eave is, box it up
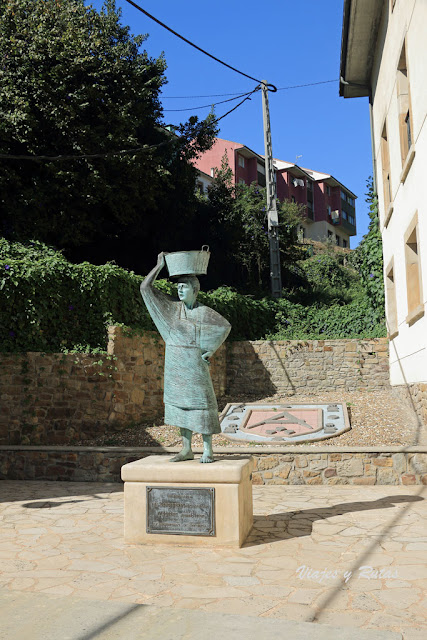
[339,0,384,99]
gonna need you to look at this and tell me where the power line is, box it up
[0,88,260,161]
[213,85,260,124]
[0,140,172,161]
[124,0,264,85]
[163,90,256,112]
[277,79,338,91]
[162,79,339,100]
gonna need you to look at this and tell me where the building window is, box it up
[327,206,331,217]
[397,41,413,167]
[326,185,330,195]
[343,239,348,248]
[238,154,245,168]
[327,230,333,239]
[257,162,266,187]
[380,120,392,213]
[238,178,246,185]
[342,210,348,221]
[404,212,424,325]
[196,181,205,194]
[291,195,296,203]
[348,214,355,226]
[335,235,340,246]
[386,259,398,338]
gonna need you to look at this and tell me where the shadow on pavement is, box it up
[246,493,425,544]
[0,480,123,504]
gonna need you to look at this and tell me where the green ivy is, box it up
[0,239,386,353]
[348,178,385,319]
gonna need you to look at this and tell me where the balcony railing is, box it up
[341,217,356,235]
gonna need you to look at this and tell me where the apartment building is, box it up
[340,0,427,413]
[194,137,357,248]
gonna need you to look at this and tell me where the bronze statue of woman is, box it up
[140,252,231,463]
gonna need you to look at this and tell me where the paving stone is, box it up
[0,481,425,639]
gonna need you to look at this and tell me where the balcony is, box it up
[341,217,357,235]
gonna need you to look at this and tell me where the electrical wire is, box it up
[0,140,172,161]
[163,89,257,112]
[0,88,260,161]
[124,0,264,85]
[277,79,338,91]
[162,79,338,100]
[212,85,260,124]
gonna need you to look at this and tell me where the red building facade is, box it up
[194,138,357,248]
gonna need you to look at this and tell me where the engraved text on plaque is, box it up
[146,487,215,536]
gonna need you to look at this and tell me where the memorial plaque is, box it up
[146,486,215,536]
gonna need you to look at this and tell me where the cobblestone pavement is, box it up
[0,481,426,639]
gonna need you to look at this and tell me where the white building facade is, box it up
[340,0,427,418]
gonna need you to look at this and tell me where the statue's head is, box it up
[177,275,200,308]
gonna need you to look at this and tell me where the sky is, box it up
[88,0,374,247]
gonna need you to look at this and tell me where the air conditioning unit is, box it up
[292,178,305,188]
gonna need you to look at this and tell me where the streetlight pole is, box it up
[261,80,282,298]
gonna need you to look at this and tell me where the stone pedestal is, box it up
[121,455,254,547]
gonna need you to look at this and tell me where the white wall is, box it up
[372,0,427,385]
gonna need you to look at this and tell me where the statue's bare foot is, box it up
[170,450,194,462]
[200,452,214,463]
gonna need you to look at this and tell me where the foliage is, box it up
[298,252,355,290]
[0,240,385,353]
[0,0,217,268]
[194,154,305,291]
[348,178,385,318]
[268,294,386,340]
[232,182,305,288]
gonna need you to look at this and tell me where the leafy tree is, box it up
[350,177,385,318]
[232,182,304,289]
[194,154,304,291]
[0,0,217,268]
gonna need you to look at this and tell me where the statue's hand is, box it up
[157,252,166,268]
[201,351,213,365]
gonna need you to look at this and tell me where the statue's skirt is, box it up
[164,403,221,435]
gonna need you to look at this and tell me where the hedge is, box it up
[0,240,386,352]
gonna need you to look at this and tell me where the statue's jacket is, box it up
[141,285,231,423]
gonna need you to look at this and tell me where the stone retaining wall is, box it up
[251,451,427,486]
[1,447,426,485]
[397,383,427,428]
[0,332,391,446]
[227,338,390,397]
[0,327,227,446]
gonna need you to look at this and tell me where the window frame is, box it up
[404,212,424,326]
[385,258,399,339]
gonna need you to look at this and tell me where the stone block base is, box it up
[121,455,254,547]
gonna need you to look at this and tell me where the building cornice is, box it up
[339,0,384,98]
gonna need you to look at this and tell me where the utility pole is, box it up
[261,80,282,298]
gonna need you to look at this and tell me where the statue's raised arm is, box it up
[140,252,165,292]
